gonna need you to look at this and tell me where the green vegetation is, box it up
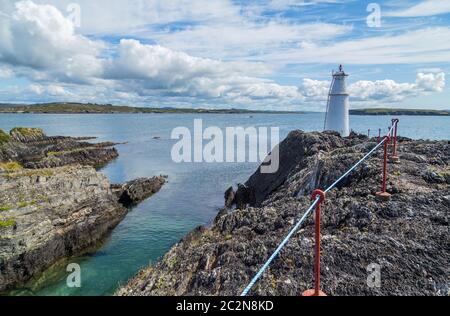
[3,166,56,180]
[46,151,61,157]
[350,108,450,116]
[167,257,178,269]
[0,102,304,114]
[17,201,37,208]
[0,217,16,228]
[393,170,402,177]
[46,147,97,157]
[0,205,13,212]
[0,128,10,145]
[0,162,23,172]
[10,127,45,138]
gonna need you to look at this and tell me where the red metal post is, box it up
[382,139,388,192]
[376,136,391,201]
[391,119,399,160]
[303,189,327,297]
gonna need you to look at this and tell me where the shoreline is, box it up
[0,127,166,292]
[118,130,449,296]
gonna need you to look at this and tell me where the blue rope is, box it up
[325,137,387,193]
[240,197,320,296]
[240,128,395,296]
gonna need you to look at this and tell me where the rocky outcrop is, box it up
[112,176,167,207]
[224,187,235,209]
[9,128,46,143]
[0,165,127,292]
[0,128,166,292]
[118,131,449,296]
[0,128,118,169]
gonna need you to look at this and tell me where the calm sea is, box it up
[0,113,448,296]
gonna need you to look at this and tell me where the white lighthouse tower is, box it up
[324,65,350,137]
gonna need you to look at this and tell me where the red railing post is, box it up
[376,136,392,201]
[303,189,327,297]
[390,119,400,163]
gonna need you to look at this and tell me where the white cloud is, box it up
[105,39,302,103]
[301,78,330,100]
[0,0,104,86]
[0,0,448,110]
[28,83,71,96]
[107,40,268,85]
[265,27,450,65]
[0,66,14,78]
[147,22,352,59]
[300,72,446,103]
[0,1,102,70]
[20,0,243,35]
[415,72,445,92]
[9,0,351,62]
[387,0,450,17]
[0,1,304,107]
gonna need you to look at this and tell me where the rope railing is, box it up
[240,121,399,296]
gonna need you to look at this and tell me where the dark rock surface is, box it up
[224,187,235,208]
[0,166,127,292]
[0,128,118,169]
[118,131,449,296]
[0,128,166,292]
[112,176,167,207]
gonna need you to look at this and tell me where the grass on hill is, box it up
[0,217,16,228]
[0,102,303,114]
[350,108,450,116]
[0,129,10,145]
[0,162,23,172]
[10,127,45,138]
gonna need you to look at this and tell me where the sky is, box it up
[0,0,449,111]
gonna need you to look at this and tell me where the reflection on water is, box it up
[0,113,448,296]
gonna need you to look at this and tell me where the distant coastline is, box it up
[1,103,448,116]
[350,108,450,116]
[0,103,306,115]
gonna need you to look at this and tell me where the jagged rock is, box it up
[9,128,45,143]
[0,128,119,168]
[118,131,449,297]
[0,165,127,292]
[234,184,256,210]
[423,169,446,184]
[0,129,166,292]
[112,176,167,206]
[224,187,235,208]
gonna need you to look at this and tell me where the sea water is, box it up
[0,113,448,295]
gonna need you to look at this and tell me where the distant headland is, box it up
[1,103,448,116]
[0,103,305,114]
[350,108,450,116]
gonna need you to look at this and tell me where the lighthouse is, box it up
[324,65,350,137]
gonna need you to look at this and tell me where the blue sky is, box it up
[0,0,449,110]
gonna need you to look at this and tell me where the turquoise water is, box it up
[0,113,448,296]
